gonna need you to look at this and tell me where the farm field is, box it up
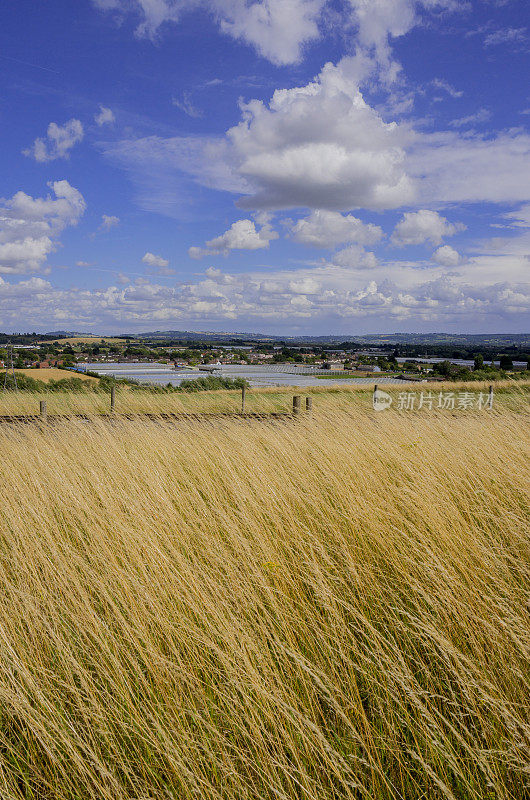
[14,368,99,383]
[0,385,528,799]
[37,336,127,345]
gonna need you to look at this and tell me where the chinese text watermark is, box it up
[373,389,494,412]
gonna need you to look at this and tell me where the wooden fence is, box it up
[0,389,315,424]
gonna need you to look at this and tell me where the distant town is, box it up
[1,331,529,385]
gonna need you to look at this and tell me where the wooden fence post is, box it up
[241,384,246,414]
[110,385,116,413]
[40,400,47,421]
[488,384,493,408]
[293,395,301,415]
[305,396,312,413]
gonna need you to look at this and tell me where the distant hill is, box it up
[2,330,529,350]
[44,331,100,338]
[131,331,530,348]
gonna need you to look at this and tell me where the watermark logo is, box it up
[373,388,393,412]
[374,389,494,411]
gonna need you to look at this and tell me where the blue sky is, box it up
[1,0,529,334]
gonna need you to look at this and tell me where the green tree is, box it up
[434,360,452,377]
[473,353,484,370]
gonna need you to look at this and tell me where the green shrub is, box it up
[178,376,248,392]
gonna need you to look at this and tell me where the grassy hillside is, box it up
[15,368,98,383]
[0,390,528,799]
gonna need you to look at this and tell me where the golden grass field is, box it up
[0,384,528,799]
[15,368,98,383]
[0,378,528,417]
[38,336,127,345]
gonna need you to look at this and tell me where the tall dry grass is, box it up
[0,393,528,799]
[0,378,528,416]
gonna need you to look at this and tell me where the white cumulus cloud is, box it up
[228,60,415,211]
[432,244,462,266]
[103,98,530,217]
[0,181,86,275]
[391,209,464,246]
[189,218,278,258]
[0,257,527,330]
[346,0,463,81]
[100,214,120,230]
[92,0,324,65]
[23,119,84,162]
[95,105,115,126]
[289,209,383,248]
[92,0,464,70]
[142,251,169,267]
[332,244,378,268]
[216,0,324,66]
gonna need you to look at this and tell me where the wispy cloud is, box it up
[484,26,526,46]
[449,108,491,128]
[431,78,463,98]
[172,91,203,119]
